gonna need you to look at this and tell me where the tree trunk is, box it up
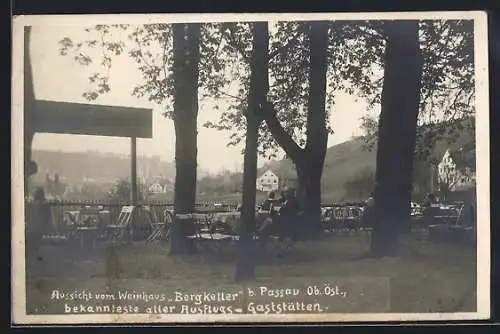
[296,21,329,237]
[235,22,269,282]
[295,161,323,238]
[170,23,200,255]
[260,21,329,238]
[370,20,423,257]
[235,114,259,281]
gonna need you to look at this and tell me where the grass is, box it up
[25,232,476,316]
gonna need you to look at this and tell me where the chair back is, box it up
[116,205,135,228]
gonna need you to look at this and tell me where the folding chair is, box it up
[345,206,361,236]
[145,206,171,243]
[106,206,135,245]
[322,208,335,232]
[331,207,347,233]
[63,210,79,240]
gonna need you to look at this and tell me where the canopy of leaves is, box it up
[205,20,388,159]
[58,23,236,117]
[358,20,475,161]
[58,19,474,162]
[57,21,382,160]
[107,179,147,203]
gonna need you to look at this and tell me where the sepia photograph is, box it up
[11,12,489,324]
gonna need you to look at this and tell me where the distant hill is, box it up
[30,118,475,203]
[31,150,176,185]
[259,117,475,202]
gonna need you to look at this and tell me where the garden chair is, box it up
[106,205,135,245]
[145,206,172,243]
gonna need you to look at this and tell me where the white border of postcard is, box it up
[11,11,490,324]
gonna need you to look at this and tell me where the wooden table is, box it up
[65,209,110,248]
[77,226,99,249]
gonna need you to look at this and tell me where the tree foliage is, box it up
[58,24,234,114]
[204,21,386,159]
[107,178,147,203]
[56,21,379,160]
[358,20,475,161]
[58,19,474,164]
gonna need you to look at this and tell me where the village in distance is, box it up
[31,118,475,207]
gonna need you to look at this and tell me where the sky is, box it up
[29,24,376,174]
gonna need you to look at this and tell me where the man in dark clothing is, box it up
[423,193,436,208]
[278,191,286,205]
[261,191,276,212]
[278,188,300,240]
[361,193,376,229]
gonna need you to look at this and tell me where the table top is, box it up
[66,210,110,215]
[76,226,99,231]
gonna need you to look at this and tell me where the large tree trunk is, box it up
[260,21,329,238]
[235,22,269,281]
[370,20,423,257]
[170,23,200,255]
[298,21,329,237]
[295,160,323,238]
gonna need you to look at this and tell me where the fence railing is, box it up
[45,200,240,233]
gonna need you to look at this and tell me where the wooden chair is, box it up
[145,207,173,243]
[106,206,135,245]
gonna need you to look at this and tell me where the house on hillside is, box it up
[437,147,476,192]
[148,182,165,194]
[256,170,279,192]
[148,178,174,193]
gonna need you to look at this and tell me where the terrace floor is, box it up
[24,232,477,315]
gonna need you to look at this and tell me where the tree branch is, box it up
[213,88,245,101]
[259,101,304,162]
[351,24,385,42]
[267,30,303,61]
[227,25,250,64]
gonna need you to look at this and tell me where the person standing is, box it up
[361,192,376,229]
[26,188,52,257]
[422,193,438,227]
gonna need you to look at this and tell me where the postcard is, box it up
[11,11,490,324]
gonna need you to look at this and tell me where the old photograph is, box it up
[11,12,489,324]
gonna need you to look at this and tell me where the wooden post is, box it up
[23,26,152,206]
[24,26,36,196]
[131,136,138,205]
[430,164,435,194]
[129,136,138,242]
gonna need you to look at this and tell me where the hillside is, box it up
[30,118,475,203]
[31,150,176,185]
[259,118,476,202]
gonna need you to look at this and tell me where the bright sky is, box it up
[30,25,375,174]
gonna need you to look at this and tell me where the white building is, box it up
[438,148,476,191]
[148,182,165,194]
[256,170,280,192]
